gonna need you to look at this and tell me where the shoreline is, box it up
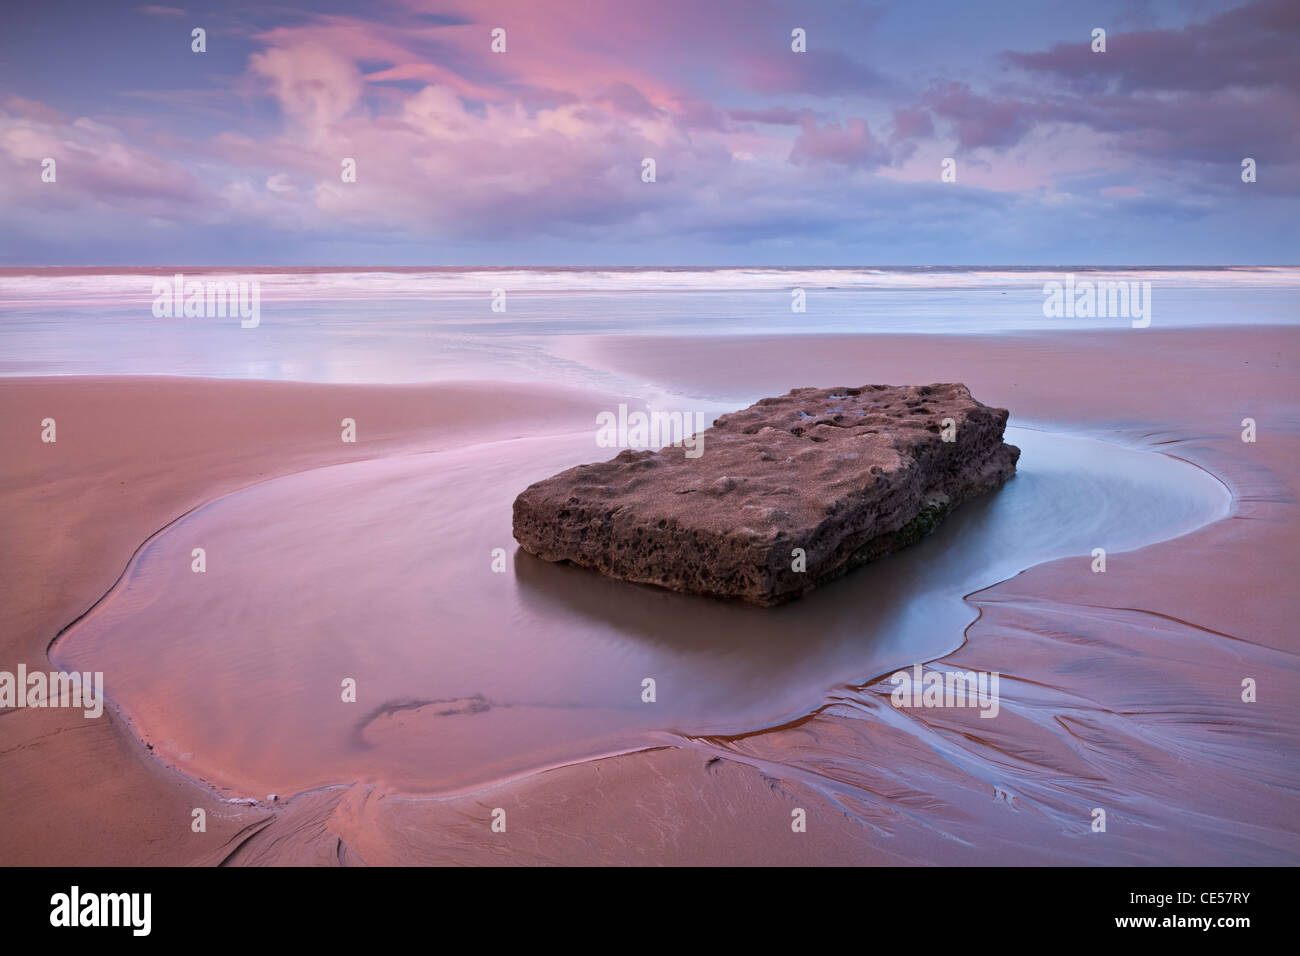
[44,425,1228,803]
[3,326,1297,865]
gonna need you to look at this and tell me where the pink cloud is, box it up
[249,43,365,133]
[790,116,891,169]
[2,95,67,125]
[890,107,933,143]
[0,102,207,218]
[924,81,1036,150]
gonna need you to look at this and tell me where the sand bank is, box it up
[3,327,1297,864]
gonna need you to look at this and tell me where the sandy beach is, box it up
[2,326,1296,865]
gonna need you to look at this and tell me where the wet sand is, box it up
[0,377,607,864]
[48,427,1226,800]
[3,327,1298,864]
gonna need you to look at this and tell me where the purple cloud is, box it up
[789,115,892,169]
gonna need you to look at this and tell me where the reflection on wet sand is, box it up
[52,426,1227,799]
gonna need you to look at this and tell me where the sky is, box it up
[0,0,1296,265]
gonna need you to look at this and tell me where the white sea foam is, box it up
[2,265,1299,305]
[1,267,1296,382]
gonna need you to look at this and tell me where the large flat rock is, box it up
[512,384,1019,606]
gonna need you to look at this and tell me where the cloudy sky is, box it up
[1,0,1296,265]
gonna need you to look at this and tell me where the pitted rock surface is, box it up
[512,384,1020,606]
